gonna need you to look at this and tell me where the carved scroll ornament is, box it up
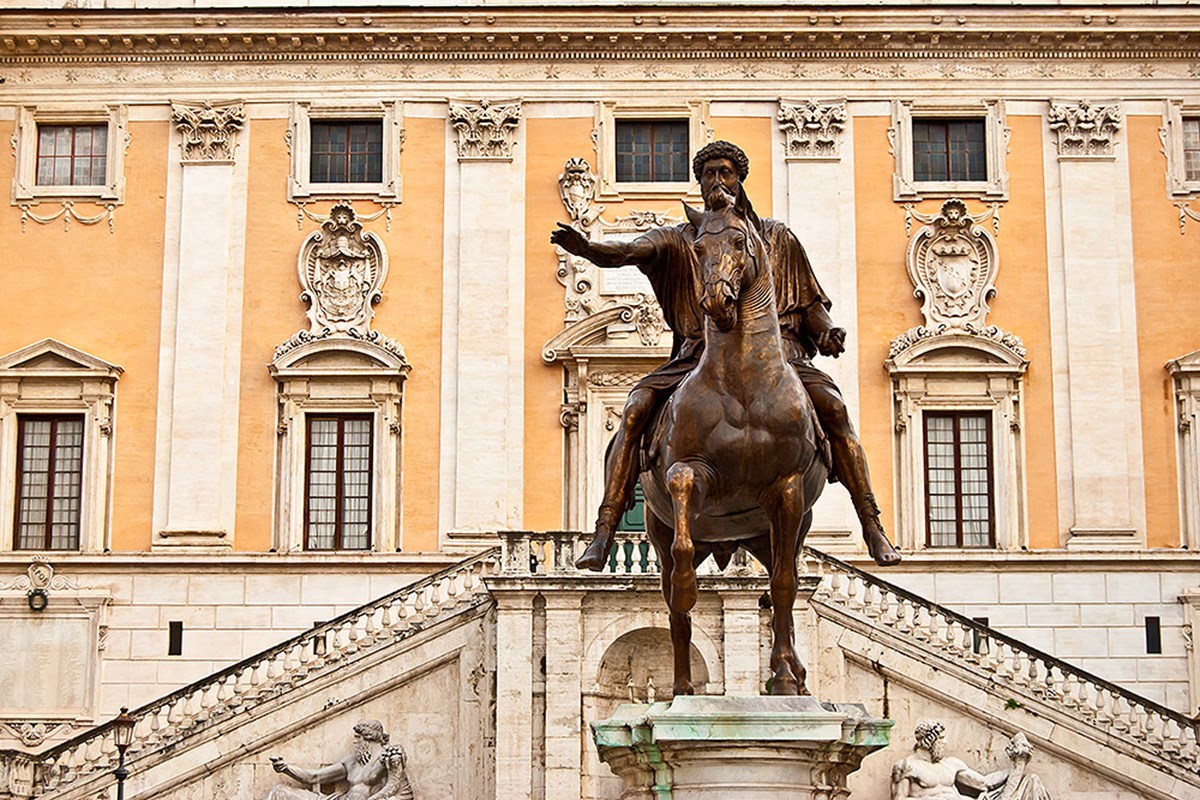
[171,100,245,162]
[450,99,522,160]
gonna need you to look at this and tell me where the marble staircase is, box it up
[0,548,499,800]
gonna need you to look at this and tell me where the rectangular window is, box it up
[615,120,689,183]
[14,415,84,551]
[924,411,994,548]
[309,121,383,184]
[304,415,372,551]
[912,119,987,182]
[36,124,107,187]
[1184,118,1200,183]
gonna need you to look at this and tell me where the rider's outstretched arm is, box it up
[551,223,660,269]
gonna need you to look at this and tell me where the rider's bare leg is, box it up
[806,382,902,566]
[575,386,657,571]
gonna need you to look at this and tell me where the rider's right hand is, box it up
[551,222,589,256]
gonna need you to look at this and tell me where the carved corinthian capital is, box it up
[777,100,847,160]
[1048,100,1122,158]
[449,99,522,160]
[171,100,246,162]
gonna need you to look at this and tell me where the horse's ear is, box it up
[683,202,704,229]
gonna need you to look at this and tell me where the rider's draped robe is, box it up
[627,189,836,470]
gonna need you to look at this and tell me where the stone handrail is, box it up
[3,548,499,799]
[801,546,1200,775]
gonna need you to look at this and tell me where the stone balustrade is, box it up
[801,547,1200,777]
[0,549,499,799]
[497,529,760,578]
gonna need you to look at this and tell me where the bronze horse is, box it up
[639,190,828,697]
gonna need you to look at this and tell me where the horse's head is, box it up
[686,188,763,333]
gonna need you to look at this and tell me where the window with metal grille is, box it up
[615,120,689,183]
[923,411,995,548]
[309,121,383,183]
[14,415,84,551]
[1184,118,1200,183]
[912,119,987,182]
[36,124,107,187]
[304,415,373,551]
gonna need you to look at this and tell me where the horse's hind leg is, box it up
[761,472,808,696]
[647,511,694,696]
[665,461,704,611]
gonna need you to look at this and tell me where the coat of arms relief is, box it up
[275,203,404,360]
[891,198,1024,360]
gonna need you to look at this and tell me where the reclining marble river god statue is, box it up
[264,719,414,800]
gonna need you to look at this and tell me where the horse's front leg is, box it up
[761,472,808,696]
[665,461,706,612]
[647,511,694,696]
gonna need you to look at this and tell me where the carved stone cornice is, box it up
[777,100,846,161]
[171,100,245,162]
[449,99,522,161]
[1048,100,1123,158]
[2,9,1200,63]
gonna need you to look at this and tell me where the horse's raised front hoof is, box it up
[574,533,613,572]
[864,520,902,567]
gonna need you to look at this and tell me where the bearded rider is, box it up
[550,140,900,571]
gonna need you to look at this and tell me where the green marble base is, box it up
[592,696,892,799]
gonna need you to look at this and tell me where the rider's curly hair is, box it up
[692,140,750,183]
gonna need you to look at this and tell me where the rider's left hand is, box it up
[816,327,847,358]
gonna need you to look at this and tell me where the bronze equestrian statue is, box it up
[551,140,900,573]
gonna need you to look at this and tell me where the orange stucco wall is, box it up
[854,115,1059,549]
[235,116,445,552]
[0,119,168,551]
[1130,115,1197,549]
[710,116,774,217]
[523,117,592,529]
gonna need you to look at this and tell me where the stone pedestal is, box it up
[592,696,891,799]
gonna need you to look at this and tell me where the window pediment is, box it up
[0,339,122,378]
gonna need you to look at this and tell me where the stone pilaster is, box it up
[543,593,584,800]
[441,100,525,539]
[1046,101,1145,548]
[494,589,536,799]
[775,100,858,546]
[152,101,247,550]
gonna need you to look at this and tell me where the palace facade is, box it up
[1,2,1199,798]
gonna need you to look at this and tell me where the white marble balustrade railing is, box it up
[800,547,1200,776]
[3,548,499,799]
[497,529,764,578]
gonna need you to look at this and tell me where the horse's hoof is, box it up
[673,681,695,697]
[770,676,800,696]
[574,535,613,571]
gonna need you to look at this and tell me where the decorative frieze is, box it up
[1048,100,1122,158]
[449,99,522,160]
[777,100,847,160]
[170,101,245,163]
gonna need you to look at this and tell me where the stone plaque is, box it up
[0,614,92,716]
